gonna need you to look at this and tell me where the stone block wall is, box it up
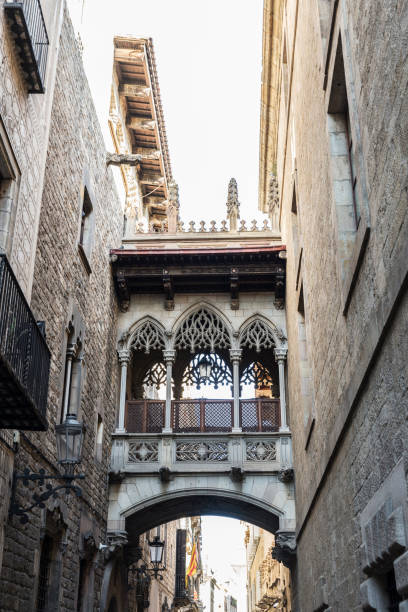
[273,0,408,609]
[0,5,123,611]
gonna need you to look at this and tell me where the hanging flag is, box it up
[185,539,198,586]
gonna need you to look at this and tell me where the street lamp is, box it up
[148,535,165,576]
[9,413,85,524]
[55,413,84,475]
[198,356,212,380]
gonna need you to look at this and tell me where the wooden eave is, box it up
[113,36,172,205]
[110,246,286,310]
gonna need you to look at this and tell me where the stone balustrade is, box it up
[110,432,293,475]
[134,218,275,234]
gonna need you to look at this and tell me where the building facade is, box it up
[0,1,124,609]
[259,0,408,609]
[245,523,291,611]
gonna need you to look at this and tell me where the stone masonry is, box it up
[260,0,408,609]
[0,5,123,611]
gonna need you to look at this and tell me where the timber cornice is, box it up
[110,243,286,310]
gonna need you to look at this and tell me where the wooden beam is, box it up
[114,48,145,63]
[127,117,156,131]
[120,84,151,98]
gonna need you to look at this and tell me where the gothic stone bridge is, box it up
[107,236,296,565]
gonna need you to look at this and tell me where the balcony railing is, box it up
[0,254,50,429]
[125,398,280,434]
[5,0,49,93]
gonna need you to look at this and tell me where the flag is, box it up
[185,539,198,586]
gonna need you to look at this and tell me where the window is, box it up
[0,117,20,255]
[36,535,53,612]
[95,414,103,461]
[298,284,315,446]
[78,187,93,273]
[327,33,361,282]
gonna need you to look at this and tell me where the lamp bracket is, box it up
[9,468,85,524]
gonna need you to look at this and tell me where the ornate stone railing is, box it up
[110,432,292,474]
[133,218,274,234]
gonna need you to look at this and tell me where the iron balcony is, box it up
[4,0,49,94]
[0,254,50,430]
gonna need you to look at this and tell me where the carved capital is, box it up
[229,349,242,362]
[274,347,288,362]
[118,349,131,366]
[272,530,297,569]
[163,350,176,364]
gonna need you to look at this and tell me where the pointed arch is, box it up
[172,302,233,353]
[239,314,287,351]
[126,316,166,354]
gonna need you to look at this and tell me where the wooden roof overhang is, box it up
[113,37,172,206]
[110,245,286,312]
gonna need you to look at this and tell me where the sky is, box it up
[201,516,247,607]
[68,0,264,223]
[70,1,261,593]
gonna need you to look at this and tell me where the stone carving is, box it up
[272,531,296,568]
[226,178,240,231]
[182,352,232,389]
[199,220,206,232]
[167,180,180,233]
[128,441,159,463]
[175,308,231,353]
[278,468,294,482]
[268,173,280,232]
[188,221,196,232]
[130,321,166,354]
[142,362,166,389]
[106,152,142,166]
[175,441,229,462]
[240,319,277,352]
[220,220,228,231]
[246,441,277,462]
[103,531,129,561]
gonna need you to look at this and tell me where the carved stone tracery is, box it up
[130,321,165,354]
[142,361,167,389]
[175,441,229,462]
[240,320,277,352]
[128,441,159,463]
[182,353,232,389]
[175,309,231,353]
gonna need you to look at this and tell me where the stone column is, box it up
[275,347,289,432]
[62,343,76,421]
[117,349,130,433]
[230,349,242,432]
[163,350,176,433]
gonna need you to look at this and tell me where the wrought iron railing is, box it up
[5,0,49,93]
[0,254,50,428]
[125,398,280,433]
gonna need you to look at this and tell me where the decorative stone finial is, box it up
[226,178,240,231]
[268,173,280,231]
[167,179,180,233]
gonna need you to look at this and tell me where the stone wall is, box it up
[272,0,408,609]
[0,5,123,611]
[0,0,64,298]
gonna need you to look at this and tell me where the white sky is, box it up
[71,2,261,594]
[201,516,247,608]
[69,0,264,223]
